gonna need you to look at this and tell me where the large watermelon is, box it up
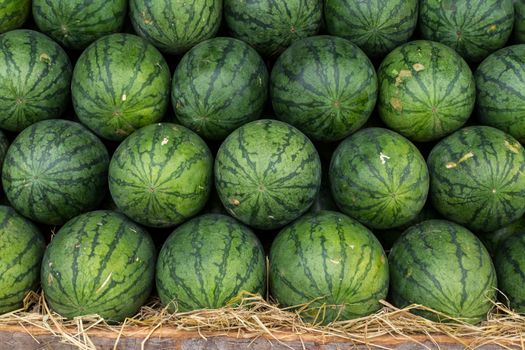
[270,211,389,323]
[494,232,525,313]
[72,34,171,141]
[0,206,45,314]
[172,37,269,140]
[2,119,109,225]
[515,0,525,43]
[224,0,322,57]
[109,123,212,228]
[32,0,127,50]
[129,0,222,55]
[324,0,419,58]
[330,127,429,229]
[271,36,377,142]
[0,0,30,33]
[427,126,525,232]
[419,0,514,63]
[156,214,266,312]
[41,210,156,321]
[378,40,475,142]
[215,119,322,230]
[0,30,72,132]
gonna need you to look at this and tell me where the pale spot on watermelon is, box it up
[487,24,497,32]
[329,259,341,265]
[161,137,169,145]
[445,151,474,169]
[413,63,425,72]
[390,98,403,111]
[39,53,51,65]
[121,94,127,102]
[96,272,113,294]
[395,69,412,87]
[47,273,53,285]
[379,152,390,164]
[492,189,497,194]
[505,140,521,154]
[229,198,240,206]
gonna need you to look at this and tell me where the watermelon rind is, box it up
[0,0,30,34]
[494,232,525,313]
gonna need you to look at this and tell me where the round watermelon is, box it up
[172,37,269,140]
[41,210,156,321]
[479,216,525,255]
[0,0,30,33]
[494,232,525,313]
[109,123,212,228]
[0,30,72,132]
[270,211,389,323]
[515,0,525,43]
[215,119,322,230]
[271,36,377,142]
[428,126,525,232]
[378,40,475,142]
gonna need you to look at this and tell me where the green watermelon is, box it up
[378,40,475,142]
[270,210,389,323]
[109,123,212,228]
[2,119,109,225]
[172,37,269,140]
[0,206,45,314]
[72,34,171,141]
[428,126,525,232]
[494,232,525,313]
[271,36,377,142]
[215,119,322,230]
[41,210,156,321]
[0,30,72,132]
[419,0,514,63]
[32,0,127,50]
[324,0,419,58]
[224,0,322,57]
[389,220,497,324]
[330,127,429,229]
[130,0,222,55]
[515,0,525,43]
[0,0,30,33]
[156,214,266,312]
[479,216,525,255]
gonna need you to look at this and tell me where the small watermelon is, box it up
[494,232,525,313]
[479,216,525,255]
[515,0,525,43]
[0,30,72,132]
[428,126,525,232]
[0,0,30,33]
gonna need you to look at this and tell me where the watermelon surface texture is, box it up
[215,119,322,230]
[378,40,475,142]
[494,232,525,313]
[389,220,497,324]
[515,0,525,43]
[0,0,30,33]
[156,214,266,312]
[479,216,525,255]
[0,29,72,132]
[41,210,156,321]
[72,34,171,141]
[172,37,269,140]
[2,120,109,225]
[427,126,525,232]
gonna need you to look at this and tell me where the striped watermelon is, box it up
[428,126,525,232]
[271,36,377,142]
[2,120,109,225]
[419,0,514,63]
[129,0,222,55]
[172,37,269,140]
[0,206,45,314]
[494,232,525,313]
[0,30,72,132]
[215,119,322,230]
[378,40,475,142]
[32,0,127,50]
[270,211,389,323]
[479,216,525,255]
[389,220,497,324]
[224,0,322,57]
[109,123,212,228]
[156,214,266,312]
[0,0,30,33]
[72,34,171,141]
[41,210,156,321]
[330,127,429,229]
[515,0,525,43]
[324,0,419,58]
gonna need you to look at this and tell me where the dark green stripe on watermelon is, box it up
[494,232,525,313]
[515,0,525,43]
[0,0,30,33]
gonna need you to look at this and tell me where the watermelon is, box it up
[378,40,475,142]
[479,216,525,255]
[0,0,30,34]
[41,210,156,321]
[0,206,45,314]
[72,34,171,141]
[172,37,269,140]
[129,0,222,55]
[330,127,429,229]
[0,30,72,132]
[156,214,266,312]
[109,123,212,228]
[215,119,322,230]
[389,220,497,324]
[2,119,109,225]
[32,0,127,50]
[494,232,525,313]
[419,0,514,63]
[224,0,322,57]
[271,36,377,142]
[515,0,525,43]
[324,0,419,58]
[428,126,525,232]
[270,210,389,323]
